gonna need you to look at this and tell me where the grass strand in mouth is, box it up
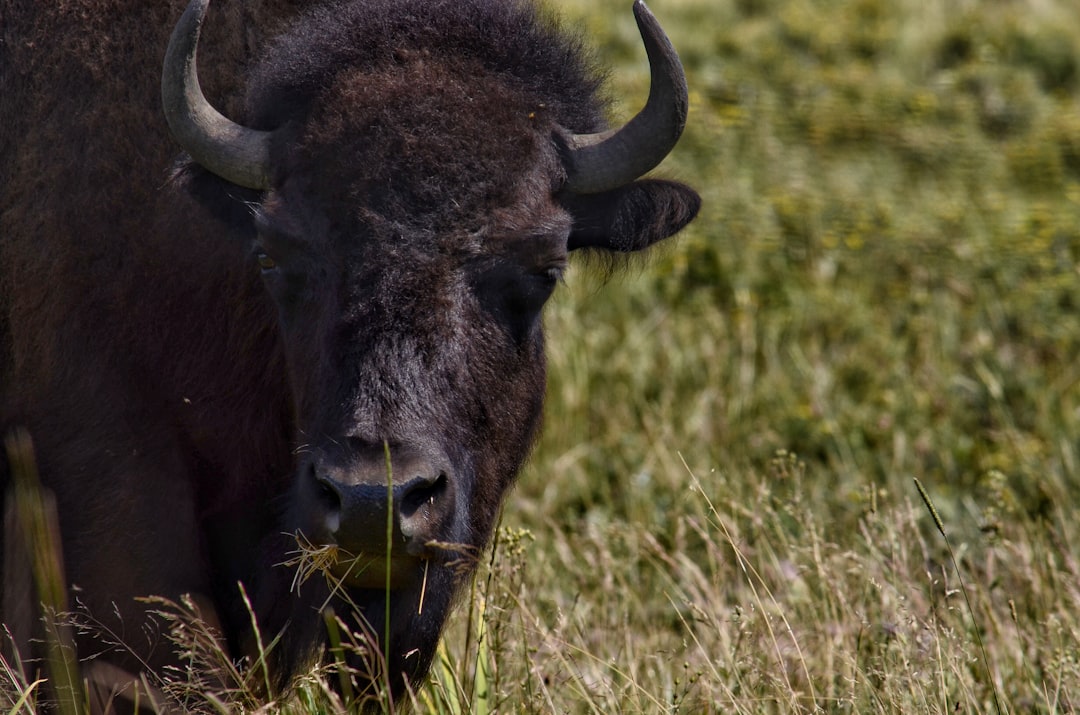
[418,560,430,616]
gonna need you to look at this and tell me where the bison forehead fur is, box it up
[0,0,699,708]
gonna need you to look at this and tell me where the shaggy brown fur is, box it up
[0,0,700,708]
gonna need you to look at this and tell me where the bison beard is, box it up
[0,0,700,709]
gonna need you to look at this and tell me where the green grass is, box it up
[6,0,1080,711]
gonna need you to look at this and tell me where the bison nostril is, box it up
[398,473,449,538]
[317,478,340,508]
[308,468,345,537]
[311,465,342,512]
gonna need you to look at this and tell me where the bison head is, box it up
[161,0,699,697]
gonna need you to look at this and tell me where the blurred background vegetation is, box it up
[540,0,1080,523]
[443,0,1080,712]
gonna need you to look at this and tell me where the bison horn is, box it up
[559,0,689,195]
[162,0,273,190]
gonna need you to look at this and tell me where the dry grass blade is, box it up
[914,478,1003,715]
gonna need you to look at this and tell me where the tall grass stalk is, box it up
[3,430,84,715]
[914,477,1004,715]
[323,609,355,704]
[238,581,275,702]
[383,440,394,684]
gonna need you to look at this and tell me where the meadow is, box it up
[6,0,1080,712]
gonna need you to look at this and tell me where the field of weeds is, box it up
[5,0,1080,712]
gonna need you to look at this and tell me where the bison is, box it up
[0,0,699,708]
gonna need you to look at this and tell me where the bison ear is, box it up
[562,179,701,254]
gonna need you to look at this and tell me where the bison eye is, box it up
[518,265,562,311]
[539,265,564,286]
[256,251,277,271]
[471,260,561,340]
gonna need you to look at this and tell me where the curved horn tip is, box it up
[162,0,273,190]
[182,0,211,32]
[558,0,690,194]
[632,1,664,35]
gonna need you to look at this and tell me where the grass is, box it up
[5,0,1080,711]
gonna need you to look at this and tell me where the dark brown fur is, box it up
[0,0,699,707]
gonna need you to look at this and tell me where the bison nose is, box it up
[313,460,454,557]
[397,472,450,542]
